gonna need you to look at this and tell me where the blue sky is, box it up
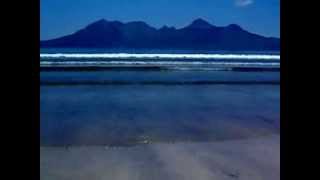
[40,0,280,40]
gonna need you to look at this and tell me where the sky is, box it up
[40,0,280,40]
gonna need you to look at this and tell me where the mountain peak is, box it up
[93,19,109,25]
[97,18,108,23]
[227,24,243,31]
[86,19,109,28]
[187,18,213,29]
[127,21,148,26]
[85,19,126,30]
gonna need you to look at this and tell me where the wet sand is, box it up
[41,134,279,180]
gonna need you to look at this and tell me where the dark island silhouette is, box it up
[41,18,280,51]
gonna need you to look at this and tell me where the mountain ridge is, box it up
[41,18,280,51]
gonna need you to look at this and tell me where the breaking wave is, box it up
[40,53,280,60]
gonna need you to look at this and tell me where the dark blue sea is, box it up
[40,48,280,146]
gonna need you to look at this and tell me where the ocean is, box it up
[40,48,280,146]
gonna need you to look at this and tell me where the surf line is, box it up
[40,53,280,60]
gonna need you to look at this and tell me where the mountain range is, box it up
[40,18,280,51]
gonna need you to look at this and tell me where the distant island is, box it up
[40,18,280,51]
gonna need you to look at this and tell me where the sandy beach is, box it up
[41,134,279,180]
[40,55,280,180]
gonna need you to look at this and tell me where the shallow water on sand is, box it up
[40,81,279,146]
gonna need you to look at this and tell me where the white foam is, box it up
[40,53,280,60]
[40,60,280,67]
